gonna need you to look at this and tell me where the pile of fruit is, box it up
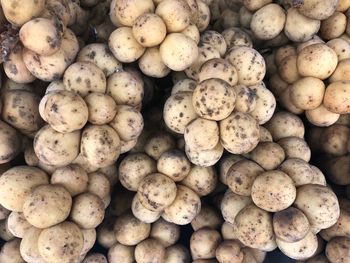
[0,0,350,262]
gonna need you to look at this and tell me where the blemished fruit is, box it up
[0,1,347,262]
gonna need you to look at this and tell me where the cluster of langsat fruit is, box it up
[164,29,276,167]
[303,120,350,263]
[108,0,211,76]
[262,0,350,128]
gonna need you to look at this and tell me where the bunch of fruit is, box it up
[0,0,349,263]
